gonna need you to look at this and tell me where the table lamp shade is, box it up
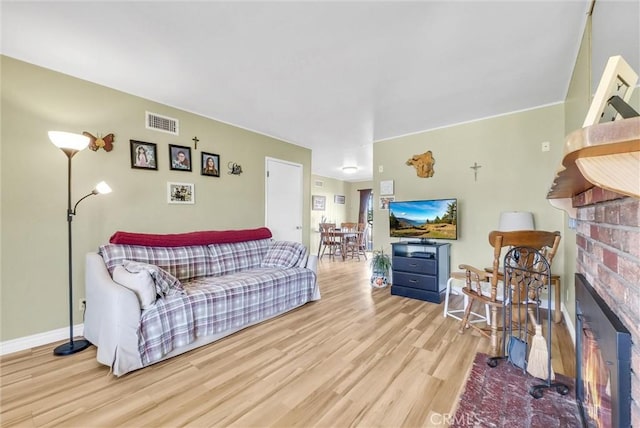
[498,211,535,231]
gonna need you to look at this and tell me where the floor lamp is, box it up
[49,131,112,356]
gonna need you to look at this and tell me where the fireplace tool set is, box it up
[487,246,570,399]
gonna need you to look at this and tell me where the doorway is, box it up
[265,157,303,242]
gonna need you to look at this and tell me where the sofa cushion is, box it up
[112,266,157,309]
[138,266,318,365]
[109,227,272,247]
[122,260,184,297]
[99,244,214,282]
[208,239,271,275]
[260,241,308,268]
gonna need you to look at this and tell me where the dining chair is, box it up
[344,223,367,261]
[340,222,358,230]
[352,223,369,260]
[318,223,340,260]
[457,230,561,357]
[339,223,357,260]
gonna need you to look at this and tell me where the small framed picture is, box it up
[380,196,395,210]
[130,140,157,170]
[201,151,220,177]
[334,195,345,204]
[312,195,326,211]
[167,182,195,204]
[169,144,192,171]
[380,180,394,195]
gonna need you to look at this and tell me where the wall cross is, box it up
[470,162,482,181]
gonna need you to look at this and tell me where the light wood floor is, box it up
[1,258,575,427]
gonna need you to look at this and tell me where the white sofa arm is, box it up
[306,254,318,274]
[84,252,143,375]
[305,254,320,300]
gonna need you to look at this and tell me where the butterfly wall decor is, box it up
[83,132,115,152]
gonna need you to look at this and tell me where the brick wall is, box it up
[574,187,640,426]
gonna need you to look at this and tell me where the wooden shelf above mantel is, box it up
[547,117,640,216]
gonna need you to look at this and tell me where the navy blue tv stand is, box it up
[390,242,451,304]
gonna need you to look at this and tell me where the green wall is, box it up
[0,56,312,341]
[373,104,568,290]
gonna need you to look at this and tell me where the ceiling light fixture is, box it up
[342,166,358,174]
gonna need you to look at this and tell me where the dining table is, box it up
[317,228,363,261]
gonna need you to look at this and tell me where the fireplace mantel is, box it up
[547,117,640,217]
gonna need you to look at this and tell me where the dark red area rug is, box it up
[452,353,581,427]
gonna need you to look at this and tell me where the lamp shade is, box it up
[48,131,90,151]
[498,211,535,231]
[94,181,112,194]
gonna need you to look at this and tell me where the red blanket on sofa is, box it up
[109,227,272,247]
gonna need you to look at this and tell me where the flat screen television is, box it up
[389,198,458,240]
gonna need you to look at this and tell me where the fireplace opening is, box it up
[575,273,631,428]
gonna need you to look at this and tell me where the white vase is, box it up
[370,270,389,288]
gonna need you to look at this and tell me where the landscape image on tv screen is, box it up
[389,199,457,240]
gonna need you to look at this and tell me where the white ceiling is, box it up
[2,1,638,182]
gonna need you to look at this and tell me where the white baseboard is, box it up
[562,302,576,346]
[0,324,84,356]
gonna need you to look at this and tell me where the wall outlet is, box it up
[79,299,86,311]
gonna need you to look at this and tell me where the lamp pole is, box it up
[54,148,91,356]
[49,131,110,356]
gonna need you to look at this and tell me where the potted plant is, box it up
[370,248,392,288]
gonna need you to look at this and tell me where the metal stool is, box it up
[444,272,490,324]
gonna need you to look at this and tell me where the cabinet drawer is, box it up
[393,271,437,292]
[393,257,436,275]
[391,284,443,304]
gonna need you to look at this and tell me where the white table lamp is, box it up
[498,211,535,231]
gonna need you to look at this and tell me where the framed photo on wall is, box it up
[130,140,157,170]
[583,55,638,127]
[380,196,395,210]
[169,144,192,171]
[380,180,394,195]
[201,151,220,177]
[312,195,326,211]
[167,182,195,204]
[334,195,345,204]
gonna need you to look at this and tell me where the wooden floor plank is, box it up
[0,257,575,427]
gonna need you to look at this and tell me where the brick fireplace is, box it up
[574,187,639,426]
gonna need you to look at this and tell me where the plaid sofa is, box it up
[84,237,319,376]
